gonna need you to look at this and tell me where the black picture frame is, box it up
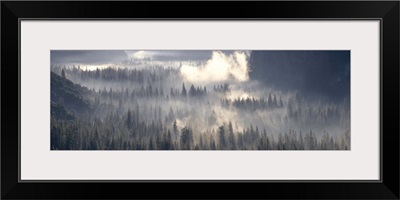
[2,1,399,199]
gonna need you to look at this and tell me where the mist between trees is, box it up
[50,63,350,150]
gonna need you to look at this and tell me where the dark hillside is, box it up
[51,72,92,117]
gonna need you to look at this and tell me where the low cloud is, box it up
[180,51,250,83]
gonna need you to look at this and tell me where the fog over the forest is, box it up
[51,50,350,150]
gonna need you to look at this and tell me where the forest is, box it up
[50,51,350,150]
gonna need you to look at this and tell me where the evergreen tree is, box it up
[180,126,193,150]
[268,93,273,108]
[148,136,155,150]
[227,121,236,149]
[173,120,179,141]
[61,69,66,79]
[167,130,173,150]
[189,84,196,96]
[218,126,226,150]
[272,95,278,108]
[182,83,187,97]
[298,131,305,150]
[126,110,132,129]
[210,135,216,150]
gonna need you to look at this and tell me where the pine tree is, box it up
[279,96,284,108]
[61,69,66,79]
[173,120,178,141]
[148,136,155,150]
[167,130,173,150]
[180,126,193,150]
[189,84,196,96]
[298,131,305,150]
[199,134,204,149]
[126,110,132,129]
[228,121,236,149]
[182,83,187,97]
[272,95,278,108]
[218,126,226,150]
[268,93,273,108]
[210,135,216,150]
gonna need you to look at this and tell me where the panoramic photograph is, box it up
[50,50,350,150]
